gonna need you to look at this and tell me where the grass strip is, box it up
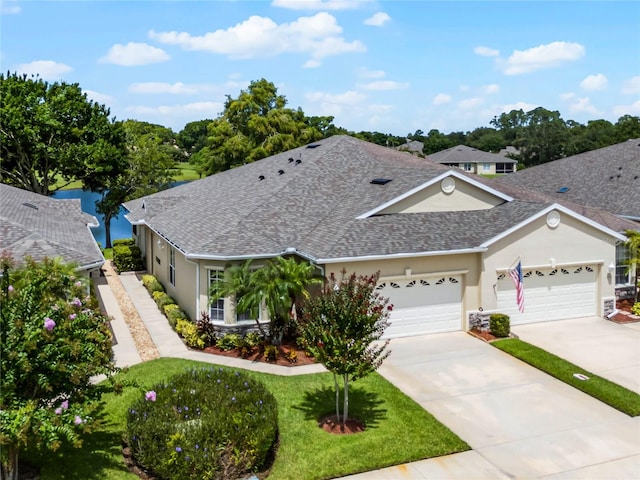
[27,358,469,480]
[492,338,640,416]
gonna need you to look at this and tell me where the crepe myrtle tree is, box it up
[0,254,115,480]
[297,270,392,426]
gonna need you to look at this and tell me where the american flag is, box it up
[508,260,525,313]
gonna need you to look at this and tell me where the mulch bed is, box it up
[610,298,640,324]
[202,339,317,367]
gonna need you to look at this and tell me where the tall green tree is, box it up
[0,72,126,195]
[0,255,115,480]
[297,270,392,426]
[96,120,177,248]
[192,79,333,176]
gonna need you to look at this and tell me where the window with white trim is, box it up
[169,247,176,286]
[209,270,225,321]
[463,163,473,172]
[616,242,631,285]
[482,163,491,172]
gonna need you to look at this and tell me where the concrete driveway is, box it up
[371,326,640,479]
[512,316,640,395]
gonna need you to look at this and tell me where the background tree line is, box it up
[2,72,639,246]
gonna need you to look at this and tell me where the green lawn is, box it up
[26,358,469,479]
[492,338,640,416]
[172,162,201,182]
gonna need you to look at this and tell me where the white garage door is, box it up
[497,265,597,325]
[377,276,462,338]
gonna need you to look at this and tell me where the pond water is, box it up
[52,190,131,247]
[52,182,188,247]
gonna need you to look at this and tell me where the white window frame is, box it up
[463,163,473,172]
[482,163,491,172]
[615,242,632,286]
[208,269,225,322]
[169,247,176,286]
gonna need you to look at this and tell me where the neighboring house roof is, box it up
[497,138,640,222]
[428,144,517,164]
[0,184,104,270]
[124,135,633,262]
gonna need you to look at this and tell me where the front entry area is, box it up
[496,265,597,325]
[376,276,462,338]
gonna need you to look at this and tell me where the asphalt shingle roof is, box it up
[124,135,632,261]
[497,138,640,221]
[428,145,517,164]
[0,184,104,269]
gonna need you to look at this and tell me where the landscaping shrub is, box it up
[632,303,640,315]
[112,238,135,247]
[490,313,510,338]
[263,344,278,362]
[244,331,263,347]
[113,245,144,272]
[195,312,217,347]
[175,319,205,349]
[166,307,189,329]
[126,367,278,480]
[154,292,176,311]
[142,274,164,294]
[216,333,241,351]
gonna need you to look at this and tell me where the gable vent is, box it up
[370,178,392,185]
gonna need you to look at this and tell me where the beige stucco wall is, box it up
[381,176,504,214]
[480,210,617,315]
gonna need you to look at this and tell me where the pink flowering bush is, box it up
[0,254,115,479]
[126,367,278,480]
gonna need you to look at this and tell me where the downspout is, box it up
[185,257,201,318]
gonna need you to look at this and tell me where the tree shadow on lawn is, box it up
[292,385,387,428]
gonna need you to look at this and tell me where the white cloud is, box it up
[125,101,223,116]
[568,97,600,115]
[502,41,585,75]
[129,82,200,94]
[305,90,366,115]
[13,60,72,80]
[457,97,483,109]
[99,42,170,66]
[148,13,365,66]
[1,0,20,14]
[621,76,640,94]
[432,93,452,105]
[613,100,640,117]
[483,84,500,95]
[580,73,607,91]
[500,101,538,114]
[84,89,113,105]
[358,67,385,79]
[474,46,499,57]
[359,80,408,91]
[364,12,390,27]
[272,0,370,10]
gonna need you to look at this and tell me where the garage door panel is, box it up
[497,266,596,325]
[378,277,462,338]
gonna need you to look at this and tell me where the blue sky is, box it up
[2,0,639,135]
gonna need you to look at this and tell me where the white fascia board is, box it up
[187,248,320,264]
[318,247,486,264]
[480,203,628,248]
[356,169,513,219]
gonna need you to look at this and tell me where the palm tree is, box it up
[209,256,322,344]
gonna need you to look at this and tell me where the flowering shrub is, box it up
[126,367,278,480]
[0,255,114,477]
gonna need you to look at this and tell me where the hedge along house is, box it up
[123,136,636,338]
[0,183,105,275]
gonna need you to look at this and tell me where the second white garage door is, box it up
[376,276,462,338]
[496,265,597,325]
